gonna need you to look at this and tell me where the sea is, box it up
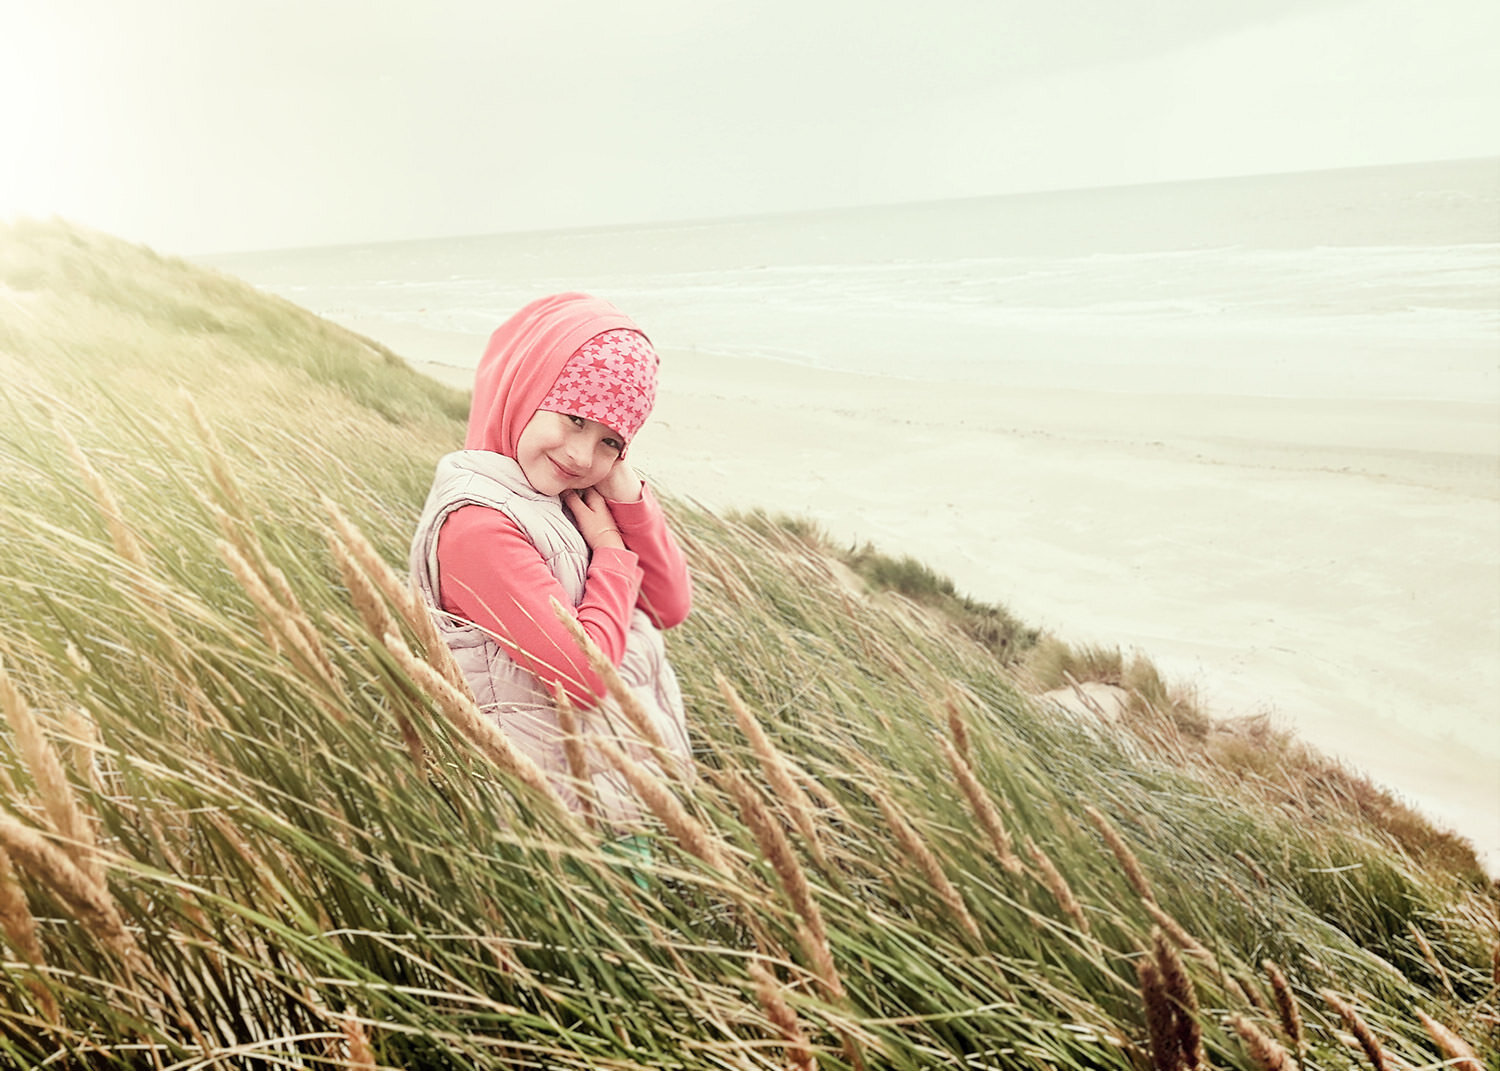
[203,157,1500,869]
[206,157,1500,403]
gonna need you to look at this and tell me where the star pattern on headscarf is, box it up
[539,329,659,445]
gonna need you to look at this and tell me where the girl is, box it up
[408,292,693,820]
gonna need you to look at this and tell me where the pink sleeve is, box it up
[435,504,643,707]
[608,482,693,629]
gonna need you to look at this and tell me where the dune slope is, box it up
[0,220,1493,1068]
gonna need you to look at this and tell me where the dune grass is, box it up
[730,510,1041,666]
[0,219,1494,1069]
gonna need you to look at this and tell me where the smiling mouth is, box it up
[549,458,582,480]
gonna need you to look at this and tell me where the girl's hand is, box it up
[595,457,643,504]
[562,488,626,551]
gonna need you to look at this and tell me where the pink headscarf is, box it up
[538,328,658,447]
[465,293,655,456]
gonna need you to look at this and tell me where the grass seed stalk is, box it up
[748,961,817,1071]
[342,1012,378,1070]
[381,629,566,813]
[718,671,826,868]
[1153,928,1206,1071]
[724,770,843,999]
[57,422,148,570]
[219,539,341,695]
[1024,835,1091,935]
[0,847,58,1022]
[1136,954,1186,1071]
[0,813,139,971]
[1262,959,1304,1058]
[1320,989,1388,1071]
[1413,1009,1481,1071]
[1143,900,1218,970]
[937,734,1022,875]
[324,495,470,696]
[871,780,982,941]
[552,598,680,774]
[552,684,598,829]
[942,686,972,765]
[1083,803,1156,903]
[1230,1014,1297,1071]
[0,657,102,887]
[1405,921,1453,997]
[592,735,725,871]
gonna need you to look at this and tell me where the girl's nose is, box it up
[565,436,593,467]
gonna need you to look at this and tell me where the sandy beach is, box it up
[406,335,1500,872]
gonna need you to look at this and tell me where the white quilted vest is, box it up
[409,451,690,820]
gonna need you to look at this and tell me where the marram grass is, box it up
[0,219,1495,1068]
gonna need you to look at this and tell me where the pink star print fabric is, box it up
[538,328,659,446]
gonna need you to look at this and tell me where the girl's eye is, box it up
[603,438,623,454]
[567,415,585,428]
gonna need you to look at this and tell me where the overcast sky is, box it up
[1,0,1496,254]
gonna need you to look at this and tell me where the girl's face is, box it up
[514,409,624,495]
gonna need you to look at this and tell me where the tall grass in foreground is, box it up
[0,220,1495,1068]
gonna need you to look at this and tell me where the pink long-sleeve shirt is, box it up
[435,484,691,708]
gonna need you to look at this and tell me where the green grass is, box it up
[0,219,1494,1069]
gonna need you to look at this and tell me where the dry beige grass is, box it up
[0,658,101,887]
[1321,989,1388,1071]
[1084,804,1155,904]
[593,736,725,871]
[724,770,843,1000]
[871,781,982,941]
[1414,1010,1481,1071]
[1025,836,1090,935]
[1153,928,1205,1071]
[1136,954,1183,1071]
[381,629,565,812]
[1230,1014,1296,1071]
[1263,959,1304,1058]
[939,734,1022,875]
[719,672,827,869]
[748,961,817,1071]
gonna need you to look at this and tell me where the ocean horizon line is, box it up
[200,153,1500,259]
